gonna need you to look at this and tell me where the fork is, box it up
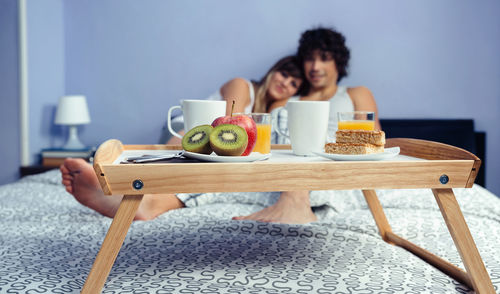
[123,151,185,163]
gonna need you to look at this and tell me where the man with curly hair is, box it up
[233,27,381,224]
[296,27,380,128]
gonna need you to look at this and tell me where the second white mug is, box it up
[276,100,330,156]
[167,100,226,139]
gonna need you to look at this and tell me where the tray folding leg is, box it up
[362,189,494,294]
[432,188,495,293]
[81,195,144,294]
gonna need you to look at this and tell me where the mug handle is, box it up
[167,105,183,139]
[274,107,290,139]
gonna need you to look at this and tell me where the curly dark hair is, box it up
[297,27,350,83]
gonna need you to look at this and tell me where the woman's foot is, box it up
[232,191,317,224]
[60,158,184,220]
[60,158,123,218]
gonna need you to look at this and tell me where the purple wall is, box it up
[1,0,499,196]
[27,0,66,163]
[0,0,20,184]
[63,0,500,195]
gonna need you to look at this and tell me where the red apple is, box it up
[211,101,257,156]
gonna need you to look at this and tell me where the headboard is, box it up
[380,119,486,187]
[159,119,487,187]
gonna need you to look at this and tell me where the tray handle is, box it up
[386,138,481,187]
[93,139,124,195]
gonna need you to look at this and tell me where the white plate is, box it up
[313,147,400,161]
[183,151,271,162]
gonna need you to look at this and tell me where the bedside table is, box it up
[41,148,95,167]
[20,165,58,177]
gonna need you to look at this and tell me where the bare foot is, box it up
[60,158,123,218]
[232,191,317,224]
[60,158,184,220]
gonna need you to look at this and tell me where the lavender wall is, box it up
[63,0,500,195]
[2,0,499,195]
[0,0,20,184]
[26,0,66,163]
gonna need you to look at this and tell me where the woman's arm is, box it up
[220,78,252,114]
[165,130,183,145]
[347,86,381,130]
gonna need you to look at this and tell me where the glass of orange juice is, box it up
[337,111,375,130]
[250,113,271,154]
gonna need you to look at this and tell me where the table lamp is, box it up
[55,95,91,150]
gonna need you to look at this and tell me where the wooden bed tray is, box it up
[81,138,494,293]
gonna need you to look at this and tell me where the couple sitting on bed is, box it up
[61,27,381,224]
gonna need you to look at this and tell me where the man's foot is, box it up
[60,158,185,220]
[232,191,317,224]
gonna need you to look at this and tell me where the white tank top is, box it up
[271,86,354,144]
[293,86,354,139]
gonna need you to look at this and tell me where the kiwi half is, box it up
[182,125,213,154]
[210,124,248,156]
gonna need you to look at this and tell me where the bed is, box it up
[1,119,499,293]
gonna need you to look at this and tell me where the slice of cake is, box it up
[336,130,385,146]
[325,143,384,155]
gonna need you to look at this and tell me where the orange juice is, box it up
[338,120,375,130]
[253,124,271,154]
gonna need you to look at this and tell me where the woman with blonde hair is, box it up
[167,55,305,143]
[214,55,304,115]
[247,55,304,113]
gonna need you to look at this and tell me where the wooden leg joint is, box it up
[363,189,494,293]
[432,188,494,293]
[362,190,393,243]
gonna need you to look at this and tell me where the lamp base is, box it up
[62,125,86,150]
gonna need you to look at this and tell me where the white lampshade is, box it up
[55,95,91,125]
[55,95,91,150]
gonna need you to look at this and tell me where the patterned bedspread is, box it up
[0,169,499,293]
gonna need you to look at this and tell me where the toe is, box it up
[63,157,89,172]
[60,164,69,174]
[233,214,254,221]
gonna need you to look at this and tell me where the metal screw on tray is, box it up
[439,174,449,184]
[133,179,144,190]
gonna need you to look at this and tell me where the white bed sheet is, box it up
[0,169,499,293]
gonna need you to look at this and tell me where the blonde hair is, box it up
[251,56,304,113]
[252,73,275,113]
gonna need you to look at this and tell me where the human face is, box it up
[267,71,302,100]
[303,50,338,89]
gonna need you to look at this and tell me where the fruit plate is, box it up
[183,151,271,162]
[313,147,400,161]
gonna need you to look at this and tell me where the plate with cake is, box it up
[315,129,400,161]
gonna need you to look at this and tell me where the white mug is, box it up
[276,100,330,156]
[167,100,226,139]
